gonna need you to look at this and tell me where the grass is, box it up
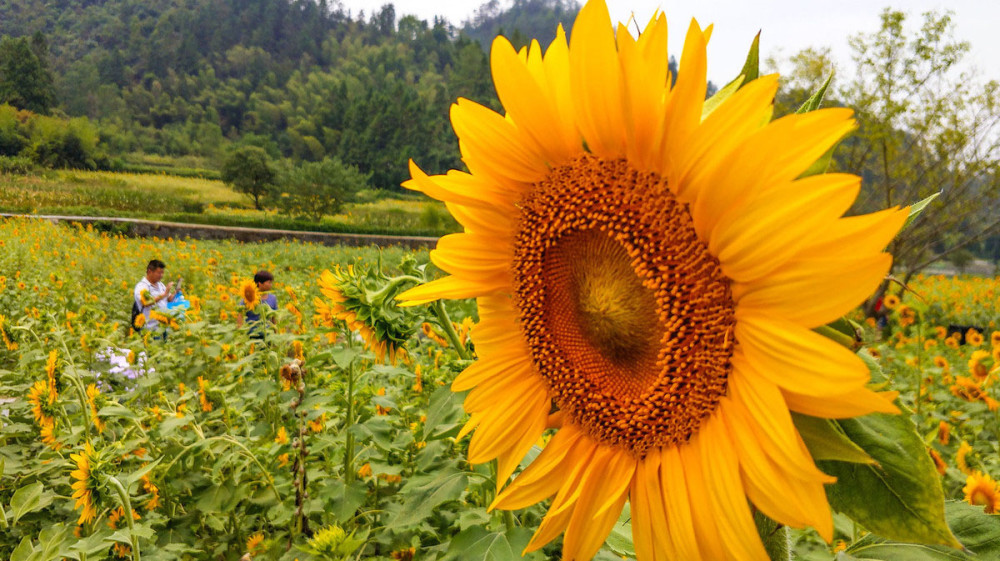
[0,170,460,237]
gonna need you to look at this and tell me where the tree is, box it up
[275,157,370,221]
[0,35,56,114]
[221,146,276,210]
[832,10,1000,305]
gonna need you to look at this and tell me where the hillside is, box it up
[0,0,537,190]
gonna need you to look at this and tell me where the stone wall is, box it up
[0,214,438,249]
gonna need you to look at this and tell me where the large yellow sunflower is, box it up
[70,442,99,525]
[399,2,907,559]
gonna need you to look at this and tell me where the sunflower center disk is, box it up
[512,156,736,456]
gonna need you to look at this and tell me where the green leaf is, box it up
[797,73,834,113]
[97,404,138,419]
[439,527,542,561]
[903,192,941,230]
[10,481,44,524]
[702,75,744,119]
[330,347,359,369]
[10,537,33,561]
[424,385,465,439]
[842,501,998,560]
[122,457,162,490]
[819,411,962,549]
[390,466,469,528]
[792,413,875,464]
[604,504,636,558]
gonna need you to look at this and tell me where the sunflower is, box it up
[963,471,1000,514]
[398,2,906,559]
[992,330,1000,347]
[246,532,266,557]
[241,279,260,309]
[70,442,99,525]
[937,421,950,445]
[967,329,984,347]
[968,350,991,381]
[883,293,900,310]
[28,380,58,427]
[316,266,414,365]
[39,420,62,450]
[0,313,17,351]
[86,383,106,433]
[957,441,974,475]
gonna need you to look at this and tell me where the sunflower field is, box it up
[4,0,1000,560]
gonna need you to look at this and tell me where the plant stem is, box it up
[344,360,356,485]
[432,301,470,360]
[754,510,790,561]
[106,475,141,561]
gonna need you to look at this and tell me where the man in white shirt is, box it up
[134,259,176,331]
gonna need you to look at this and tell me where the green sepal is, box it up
[792,412,875,464]
[796,73,834,114]
[819,408,963,550]
[903,192,941,230]
[840,501,997,560]
[799,142,839,178]
[703,75,744,119]
[737,31,760,86]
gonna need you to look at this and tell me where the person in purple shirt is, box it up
[240,270,278,339]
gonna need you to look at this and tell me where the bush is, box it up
[220,146,275,210]
[0,155,35,174]
[274,157,370,221]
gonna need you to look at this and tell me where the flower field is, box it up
[0,216,998,561]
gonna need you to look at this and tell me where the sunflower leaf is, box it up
[439,526,543,561]
[819,409,963,549]
[10,481,44,524]
[903,192,941,230]
[792,413,875,464]
[838,501,998,560]
[797,73,834,114]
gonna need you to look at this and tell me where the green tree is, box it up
[833,10,1000,305]
[0,35,56,114]
[221,146,275,210]
[275,157,370,221]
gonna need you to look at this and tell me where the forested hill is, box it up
[0,0,580,190]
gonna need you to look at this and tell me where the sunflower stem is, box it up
[754,510,790,561]
[105,474,141,561]
[432,301,470,360]
[344,359,356,485]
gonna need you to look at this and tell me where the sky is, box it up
[335,0,1000,85]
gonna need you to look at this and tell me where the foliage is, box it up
[274,157,370,221]
[461,0,580,51]
[0,104,103,170]
[220,146,275,211]
[0,33,56,114]
[842,9,1000,280]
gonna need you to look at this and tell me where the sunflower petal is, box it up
[783,387,900,418]
[736,317,869,396]
[569,0,627,158]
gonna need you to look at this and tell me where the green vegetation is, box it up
[0,170,460,237]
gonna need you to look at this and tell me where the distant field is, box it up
[0,170,459,237]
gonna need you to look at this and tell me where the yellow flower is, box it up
[28,380,57,427]
[141,474,161,511]
[937,421,950,445]
[991,331,1000,347]
[275,426,289,445]
[241,279,260,309]
[0,314,18,350]
[139,289,155,307]
[933,355,949,371]
[421,322,449,347]
[133,313,146,329]
[246,532,266,556]
[968,350,991,381]
[946,336,960,349]
[70,442,99,525]
[197,376,213,412]
[39,419,62,450]
[929,449,947,476]
[967,329,984,347]
[357,463,372,478]
[107,505,140,529]
[957,441,974,475]
[935,326,948,339]
[963,471,1000,514]
[397,2,907,558]
[86,383,106,433]
[883,293,900,310]
[278,453,290,467]
[309,413,327,433]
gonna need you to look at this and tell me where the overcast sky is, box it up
[336,0,1000,85]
